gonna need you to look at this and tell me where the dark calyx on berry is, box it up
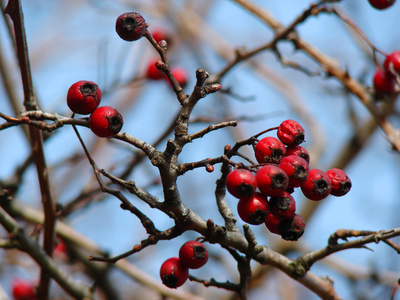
[80,82,97,96]
[116,12,146,41]
[278,214,305,241]
[107,113,124,133]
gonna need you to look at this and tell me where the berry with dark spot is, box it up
[255,136,286,164]
[301,169,331,201]
[256,164,288,197]
[237,192,269,225]
[67,80,101,115]
[269,192,296,220]
[115,12,146,41]
[279,155,309,188]
[226,169,257,199]
[89,106,123,138]
[278,214,305,241]
[160,257,189,288]
[179,241,208,269]
[277,119,305,146]
[326,168,352,196]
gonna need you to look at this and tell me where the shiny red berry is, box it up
[67,80,101,115]
[89,106,123,138]
[160,257,189,288]
[326,169,352,196]
[146,59,165,80]
[255,136,286,164]
[278,213,305,241]
[384,51,400,75]
[285,145,310,164]
[12,279,36,300]
[301,169,331,201]
[179,241,208,269]
[277,119,305,146]
[368,0,396,10]
[279,155,309,188]
[269,192,296,220]
[115,12,146,41]
[256,165,288,197]
[373,68,396,95]
[237,192,269,225]
[265,212,280,234]
[226,169,257,198]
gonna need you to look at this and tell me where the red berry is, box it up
[179,241,208,269]
[237,192,269,225]
[373,68,396,95]
[226,169,257,199]
[279,155,309,188]
[168,67,188,88]
[277,119,305,146]
[256,165,288,197]
[89,106,123,138]
[269,192,296,220]
[146,59,165,80]
[254,136,286,164]
[278,213,305,241]
[384,51,400,75]
[368,0,396,10]
[301,169,331,201]
[67,80,101,115]
[160,257,189,288]
[12,279,36,300]
[285,145,310,165]
[326,168,352,196]
[115,12,146,41]
[265,212,280,234]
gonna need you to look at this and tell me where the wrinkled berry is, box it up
[285,145,310,165]
[269,192,296,220]
[278,214,305,241]
[277,119,305,146]
[237,192,269,225]
[255,136,286,164]
[301,169,331,201]
[115,12,146,41]
[326,168,352,196]
[279,155,309,188]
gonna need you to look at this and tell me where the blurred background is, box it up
[0,0,400,299]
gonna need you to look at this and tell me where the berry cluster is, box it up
[66,80,123,138]
[373,50,400,96]
[160,240,208,288]
[226,120,352,241]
